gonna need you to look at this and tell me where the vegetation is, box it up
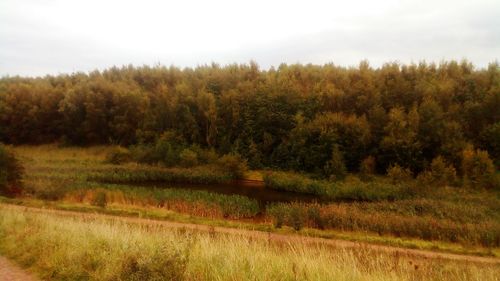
[1,61,498,184]
[263,171,410,201]
[0,143,23,196]
[1,207,499,281]
[88,165,233,185]
[267,199,500,247]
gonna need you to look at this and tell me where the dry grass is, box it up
[0,207,498,281]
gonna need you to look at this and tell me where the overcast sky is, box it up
[1,0,499,77]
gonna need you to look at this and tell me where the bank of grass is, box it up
[267,201,500,247]
[11,145,500,251]
[63,184,259,219]
[263,171,411,201]
[88,165,233,185]
[1,198,499,258]
[1,207,499,281]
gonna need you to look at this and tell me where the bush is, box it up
[387,164,413,184]
[263,171,331,196]
[461,146,496,189]
[0,144,23,196]
[91,191,107,208]
[216,154,248,179]
[120,245,188,281]
[417,156,457,187]
[323,145,347,180]
[359,156,376,175]
[179,149,198,167]
[105,146,132,164]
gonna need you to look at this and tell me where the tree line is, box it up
[1,60,498,177]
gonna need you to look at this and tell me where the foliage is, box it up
[88,165,234,185]
[215,154,248,179]
[264,171,409,201]
[461,146,496,189]
[1,61,498,186]
[0,144,23,196]
[105,146,132,164]
[2,208,498,281]
[267,199,500,247]
[359,156,376,175]
[91,191,107,208]
[179,148,199,167]
[386,164,413,184]
[417,156,457,187]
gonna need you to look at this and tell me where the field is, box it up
[0,145,499,280]
[1,205,499,281]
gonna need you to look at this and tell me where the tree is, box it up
[0,144,23,196]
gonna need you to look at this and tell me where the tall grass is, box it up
[1,207,498,281]
[264,171,410,201]
[65,185,260,219]
[88,165,233,185]
[267,201,500,247]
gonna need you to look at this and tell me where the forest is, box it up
[1,60,498,179]
[1,61,500,280]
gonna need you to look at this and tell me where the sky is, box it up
[1,0,499,77]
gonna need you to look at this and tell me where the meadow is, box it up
[0,206,499,281]
[5,145,498,255]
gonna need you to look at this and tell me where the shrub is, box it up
[417,156,457,187]
[461,146,496,189]
[120,245,188,281]
[179,149,198,167]
[263,171,331,196]
[387,164,413,184]
[216,154,248,179]
[105,146,132,164]
[290,206,305,231]
[359,156,376,175]
[268,204,287,228]
[0,144,23,196]
[323,145,347,180]
[91,191,107,208]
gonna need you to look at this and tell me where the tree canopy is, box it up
[1,60,498,175]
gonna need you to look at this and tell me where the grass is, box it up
[263,171,410,201]
[2,198,499,258]
[10,145,500,253]
[88,165,233,185]
[1,206,499,281]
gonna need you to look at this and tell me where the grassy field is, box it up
[9,145,500,256]
[0,206,499,281]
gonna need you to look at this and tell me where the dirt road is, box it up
[1,203,499,266]
[0,256,39,281]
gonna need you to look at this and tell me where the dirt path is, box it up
[0,256,39,281]
[1,203,500,265]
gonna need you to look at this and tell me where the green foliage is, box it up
[0,144,23,196]
[417,156,457,187]
[215,154,248,179]
[179,149,198,167]
[386,164,413,184]
[1,61,498,184]
[359,156,376,175]
[91,191,107,208]
[323,145,347,180]
[461,146,496,188]
[105,146,132,164]
[264,171,409,201]
[267,199,500,247]
[88,165,233,185]
[120,246,188,281]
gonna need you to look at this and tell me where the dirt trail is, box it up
[1,203,500,265]
[0,256,39,281]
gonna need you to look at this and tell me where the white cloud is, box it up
[1,0,499,76]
